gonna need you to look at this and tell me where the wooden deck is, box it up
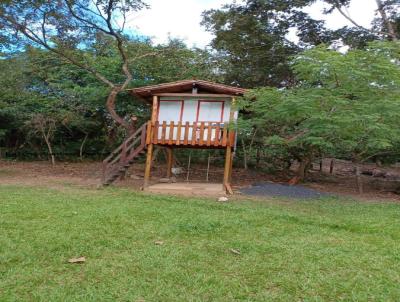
[145,182,226,197]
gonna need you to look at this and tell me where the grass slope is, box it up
[0,185,400,301]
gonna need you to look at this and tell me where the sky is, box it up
[126,0,379,48]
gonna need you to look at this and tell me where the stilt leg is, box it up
[166,148,173,178]
[223,146,233,194]
[144,144,154,187]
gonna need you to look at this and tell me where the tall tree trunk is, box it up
[106,86,132,133]
[375,0,398,40]
[355,163,363,194]
[241,138,248,170]
[79,133,88,161]
[256,148,261,168]
[297,158,311,180]
[42,133,55,166]
[329,159,335,174]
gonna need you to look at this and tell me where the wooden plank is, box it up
[144,143,154,187]
[206,122,212,146]
[228,151,234,182]
[153,121,159,144]
[228,97,237,147]
[191,122,197,145]
[176,121,182,146]
[146,121,152,144]
[154,93,235,98]
[166,148,173,178]
[151,96,158,124]
[168,121,174,145]
[221,126,228,146]
[214,123,221,147]
[183,122,189,145]
[199,122,205,145]
[228,130,235,147]
[161,121,167,144]
[223,146,232,193]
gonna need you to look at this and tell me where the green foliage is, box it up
[242,41,400,172]
[0,37,217,160]
[201,0,379,88]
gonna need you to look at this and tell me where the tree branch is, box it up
[332,0,393,39]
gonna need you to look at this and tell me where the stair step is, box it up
[102,125,147,185]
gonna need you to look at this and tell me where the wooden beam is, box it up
[144,143,153,187]
[223,146,232,194]
[166,148,173,178]
[151,95,158,124]
[223,97,237,194]
[154,93,235,98]
[228,152,234,183]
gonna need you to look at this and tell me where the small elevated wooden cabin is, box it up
[102,79,246,193]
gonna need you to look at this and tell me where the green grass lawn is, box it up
[1,185,400,301]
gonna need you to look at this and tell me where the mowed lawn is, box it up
[1,185,400,301]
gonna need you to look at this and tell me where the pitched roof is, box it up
[128,79,247,99]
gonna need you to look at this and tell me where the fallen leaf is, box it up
[229,248,241,255]
[154,240,164,246]
[68,256,86,264]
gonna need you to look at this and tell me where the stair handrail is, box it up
[103,123,147,165]
[102,123,147,183]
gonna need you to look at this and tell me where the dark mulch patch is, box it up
[240,182,331,199]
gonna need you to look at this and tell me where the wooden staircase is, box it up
[102,123,147,185]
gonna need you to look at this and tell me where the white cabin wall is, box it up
[158,97,235,123]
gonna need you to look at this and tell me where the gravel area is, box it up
[240,182,331,199]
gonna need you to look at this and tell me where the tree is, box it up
[26,114,57,165]
[201,0,313,88]
[0,0,149,134]
[242,41,400,192]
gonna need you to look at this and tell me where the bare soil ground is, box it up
[0,159,399,201]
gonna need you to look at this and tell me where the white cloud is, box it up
[125,0,378,48]
[126,0,236,47]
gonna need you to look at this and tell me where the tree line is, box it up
[0,0,399,190]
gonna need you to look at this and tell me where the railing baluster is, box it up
[191,122,197,145]
[214,123,221,146]
[206,122,212,146]
[161,121,167,144]
[153,121,159,144]
[176,121,182,146]
[199,122,205,145]
[168,121,174,145]
[222,125,228,146]
[184,122,189,145]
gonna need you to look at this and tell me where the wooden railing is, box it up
[102,123,147,184]
[146,121,235,147]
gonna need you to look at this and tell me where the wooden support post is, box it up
[166,148,173,178]
[223,146,233,194]
[144,143,153,187]
[144,95,158,188]
[223,96,236,194]
[228,152,234,183]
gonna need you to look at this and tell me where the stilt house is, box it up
[102,80,246,194]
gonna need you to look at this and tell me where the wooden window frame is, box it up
[195,100,225,123]
[156,99,184,122]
